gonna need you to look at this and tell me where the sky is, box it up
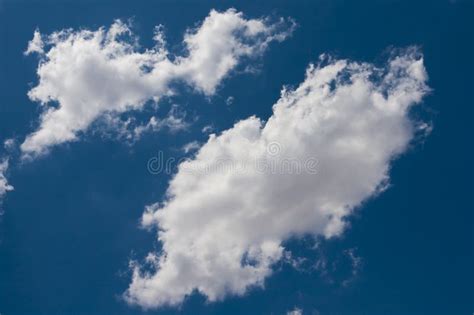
[0,0,473,314]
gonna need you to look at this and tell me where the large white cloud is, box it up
[22,9,293,157]
[125,48,429,308]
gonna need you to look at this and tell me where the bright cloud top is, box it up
[22,9,293,157]
[125,49,429,308]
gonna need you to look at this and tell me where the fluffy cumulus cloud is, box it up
[125,48,429,308]
[0,159,13,211]
[22,9,293,157]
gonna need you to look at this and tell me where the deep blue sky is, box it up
[0,0,473,314]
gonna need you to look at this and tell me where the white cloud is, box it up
[95,105,189,143]
[0,159,13,212]
[132,105,189,139]
[201,124,215,134]
[182,141,201,154]
[341,248,363,287]
[125,48,429,308]
[22,9,294,158]
[24,29,44,55]
[226,96,235,106]
[287,308,303,315]
[3,138,16,151]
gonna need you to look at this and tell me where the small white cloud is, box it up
[24,29,44,55]
[0,159,14,213]
[94,105,189,143]
[21,9,294,158]
[3,138,16,151]
[182,141,201,154]
[125,48,430,309]
[201,124,215,134]
[133,105,189,138]
[341,248,363,287]
[226,96,235,106]
[287,308,303,315]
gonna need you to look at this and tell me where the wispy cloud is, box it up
[0,158,13,213]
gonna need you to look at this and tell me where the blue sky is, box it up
[0,0,472,314]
